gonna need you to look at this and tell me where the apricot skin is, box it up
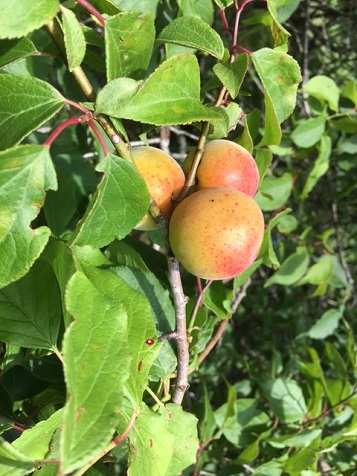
[169,188,264,280]
[184,139,259,197]
[132,146,185,230]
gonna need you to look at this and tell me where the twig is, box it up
[198,278,251,365]
[167,256,189,405]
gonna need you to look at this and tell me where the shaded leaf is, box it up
[262,378,307,423]
[0,145,57,288]
[0,260,62,350]
[0,75,65,149]
[0,38,37,69]
[158,16,224,59]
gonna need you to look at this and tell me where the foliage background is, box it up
[0,0,356,475]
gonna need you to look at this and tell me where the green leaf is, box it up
[301,134,331,198]
[213,0,234,7]
[255,148,272,184]
[157,16,224,60]
[268,429,322,448]
[41,240,76,328]
[112,0,159,15]
[0,145,57,288]
[215,398,270,447]
[112,265,176,380]
[259,93,282,146]
[255,172,293,211]
[291,116,326,149]
[0,38,37,69]
[79,264,160,406]
[0,75,65,149]
[128,404,198,475]
[233,259,262,291]
[264,247,310,287]
[258,209,292,268]
[341,79,357,106]
[0,439,36,476]
[105,11,155,81]
[283,448,317,473]
[13,409,62,459]
[0,0,59,39]
[251,48,301,123]
[297,254,333,286]
[304,75,340,112]
[200,383,217,441]
[96,54,226,126]
[213,54,249,99]
[61,6,86,72]
[61,271,131,473]
[266,0,291,46]
[72,154,150,248]
[0,260,62,350]
[262,378,307,423]
[95,78,142,118]
[112,266,175,335]
[306,308,343,340]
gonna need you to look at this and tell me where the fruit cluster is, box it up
[132,140,264,281]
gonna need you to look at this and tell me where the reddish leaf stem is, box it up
[88,118,110,156]
[220,8,233,35]
[66,99,92,114]
[74,0,105,26]
[112,410,137,446]
[44,115,88,147]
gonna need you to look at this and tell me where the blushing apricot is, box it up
[132,146,185,230]
[169,188,264,280]
[183,140,259,197]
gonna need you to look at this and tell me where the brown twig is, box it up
[168,256,189,405]
[198,278,251,365]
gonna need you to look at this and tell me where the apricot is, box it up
[169,188,264,280]
[183,139,259,197]
[132,146,185,230]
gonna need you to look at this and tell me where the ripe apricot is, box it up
[183,140,259,197]
[169,188,264,280]
[132,146,185,230]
